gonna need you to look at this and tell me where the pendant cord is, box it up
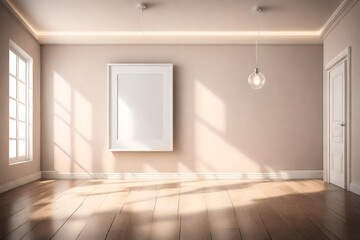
[138,0,143,34]
[255,12,260,69]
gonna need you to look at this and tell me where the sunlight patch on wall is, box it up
[54,144,71,172]
[195,80,226,133]
[53,72,93,173]
[53,73,71,111]
[53,73,72,172]
[194,79,260,172]
[53,117,71,157]
[73,91,93,173]
[74,92,93,140]
[194,118,260,172]
[73,134,92,173]
[143,163,159,173]
[177,162,192,172]
[54,101,71,124]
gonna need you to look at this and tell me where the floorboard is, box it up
[179,180,211,240]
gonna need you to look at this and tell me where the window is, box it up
[9,40,33,164]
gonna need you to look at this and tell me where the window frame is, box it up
[9,40,33,165]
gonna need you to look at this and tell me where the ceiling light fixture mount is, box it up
[248,6,266,89]
[137,3,147,12]
[254,6,263,13]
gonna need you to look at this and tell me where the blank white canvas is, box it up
[109,64,173,151]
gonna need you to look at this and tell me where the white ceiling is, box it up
[3,0,344,44]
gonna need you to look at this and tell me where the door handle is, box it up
[339,122,346,127]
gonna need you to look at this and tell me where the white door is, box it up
[329,62,346,188]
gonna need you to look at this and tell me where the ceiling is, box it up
[3,0,345,44]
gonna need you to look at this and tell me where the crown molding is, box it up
[1,0,38,39]
[320,0,359,38]
[1,0,356,45]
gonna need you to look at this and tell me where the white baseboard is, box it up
[350,183,360,195]
[0,171,41,193]
[42,170,323,180]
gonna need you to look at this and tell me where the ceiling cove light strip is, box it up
[35,31,322,45]
[36,31,321,37]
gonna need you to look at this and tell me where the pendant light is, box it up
[248,6,265,89]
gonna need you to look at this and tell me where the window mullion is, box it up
[25,62,28,158]
[16,55,19,161]
[9,72,16,78]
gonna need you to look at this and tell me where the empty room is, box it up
[1,0,360,239]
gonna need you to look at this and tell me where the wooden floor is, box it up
[1,179,360,240]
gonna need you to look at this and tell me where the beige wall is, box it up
[0,4,41,185]
[41,44,323,174]
[324,1,360,184]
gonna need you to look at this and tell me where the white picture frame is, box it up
[108,64,173,151]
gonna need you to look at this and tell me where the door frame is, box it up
[324,47,351,190]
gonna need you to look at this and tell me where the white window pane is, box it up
[19,103,26,121]
[9,76,17,98]
[19,121,26,139]
[9,140,16,158]
[19,82,26,103]
[18,140,26,156]
[9,50,16,76]
[19,58,26,82]
[9,119,16,139]
[9,98,17,118]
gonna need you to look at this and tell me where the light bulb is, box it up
[248,68,265,89]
